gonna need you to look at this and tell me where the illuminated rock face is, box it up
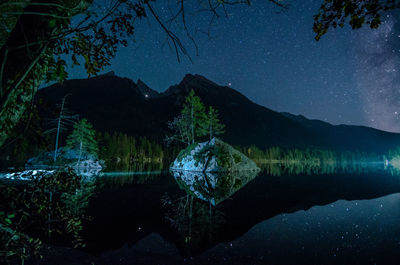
[170,138,259,172]
[25,148,103,176]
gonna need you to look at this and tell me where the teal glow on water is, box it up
[99,170,166,176]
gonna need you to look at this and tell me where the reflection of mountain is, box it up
[84,170,400,257]
[37,73,400,153]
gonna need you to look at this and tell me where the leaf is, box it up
[49,19,56,28]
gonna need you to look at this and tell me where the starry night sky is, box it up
[67,0,400,132]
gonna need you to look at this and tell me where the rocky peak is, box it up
[162,73,220,97]
[180,74,219,89]
[137,79,159,98]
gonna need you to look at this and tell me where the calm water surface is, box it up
[62,168,400,264]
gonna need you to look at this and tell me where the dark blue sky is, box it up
[68,0,400,132]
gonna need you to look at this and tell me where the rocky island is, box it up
[170,138,259,172]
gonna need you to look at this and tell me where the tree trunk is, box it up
[209,121,213,141]
[77,140,83,166]
[54,95,68,162]
[191,104,194,144]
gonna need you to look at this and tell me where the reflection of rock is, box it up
[162,193,225,257]
[25,148,103,176]
[172,170,258,205]
[1,169,56,181]
[1,168,102,181]
[72,164,102,178]
[170,138,259,172]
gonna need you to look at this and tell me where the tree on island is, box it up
[66,118,98,165]
[182,89,208,144]
[204,106,225,141]
[167,89,207,146]
[167,114,192,146]
[168,90,225,145]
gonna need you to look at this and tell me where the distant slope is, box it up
[36,73,400,153]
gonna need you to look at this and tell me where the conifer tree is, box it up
[167,89,207,145]
[66,119,99,164]
[204,106,225,141]
[182,89,207,144]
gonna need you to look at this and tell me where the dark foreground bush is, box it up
[0,169,94,264]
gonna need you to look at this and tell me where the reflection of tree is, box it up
[384,147,400,176]
[241,145,383,175]
[161,193,225,256]
[260,160,378,176]
[96,172,162,189]
[167,170,259,255]
[172,170,258,205]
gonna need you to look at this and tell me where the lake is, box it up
[40,165,400,264]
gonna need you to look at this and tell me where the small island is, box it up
[168,89,258,173]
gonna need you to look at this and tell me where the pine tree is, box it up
[204,106,225,141]
[181,89,207,143]
[167,89,207,145]
[66,119,99,164]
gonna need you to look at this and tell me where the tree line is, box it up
[97,132,180,171]
[239,145,382,167]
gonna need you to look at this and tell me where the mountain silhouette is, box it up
[36,73,400,153]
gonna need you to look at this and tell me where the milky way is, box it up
[354,14,400,132]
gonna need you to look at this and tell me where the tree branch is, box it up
[0,46,8,97]
[146,1,191,62]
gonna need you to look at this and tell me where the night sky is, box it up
[67,0,400,132]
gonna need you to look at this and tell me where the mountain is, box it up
[137,79,159,98]
[36,73,400,153]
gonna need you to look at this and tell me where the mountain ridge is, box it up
[36,73,400,153]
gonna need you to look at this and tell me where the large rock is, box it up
[170,138,259,172]
[25,148,103,174]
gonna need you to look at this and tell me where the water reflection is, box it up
[96,170,164,187]
[259,161,385,176]
[73,166,102,178]
[171,170,258,205]
[165,170,259,256]
[162,193,225,257]
[105,161,164,173]
[81,164,400,262]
